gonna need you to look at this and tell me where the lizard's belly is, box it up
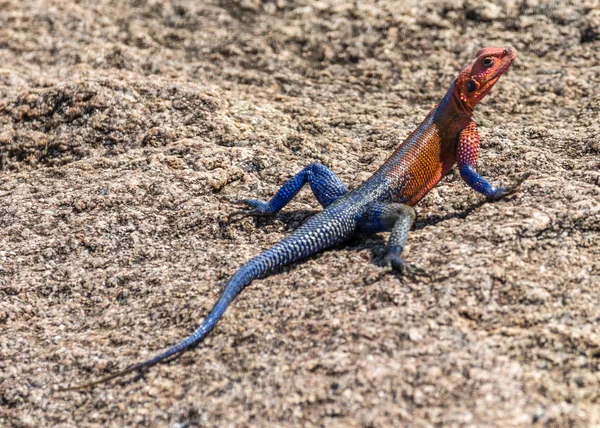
[388,155,455,206]
[404,164,444,206]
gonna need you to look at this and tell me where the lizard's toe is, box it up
[488,171,531,201]
[228,199,275,221]
[385,255,430,280]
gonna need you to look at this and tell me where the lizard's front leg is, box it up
[457,121,529,200]
[359,203,428,278]
[230,162,347,219]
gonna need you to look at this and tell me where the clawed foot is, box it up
[488,172,531,201]
[228,199,276,221]
[385,254,431,280]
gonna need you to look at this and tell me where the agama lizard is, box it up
[59,46,528,390]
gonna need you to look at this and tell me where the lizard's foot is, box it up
[488,172,531,201]
[385,254,430,280]
[228,199,276,221]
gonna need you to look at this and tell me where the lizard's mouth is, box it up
[479,64,512,95]
[482,75,500,93]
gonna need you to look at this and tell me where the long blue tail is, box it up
[59,205,357,390]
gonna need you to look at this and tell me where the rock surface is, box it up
[1,0,599,426]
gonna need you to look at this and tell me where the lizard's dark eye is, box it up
[466,79,477,93]
[482,57,494,67]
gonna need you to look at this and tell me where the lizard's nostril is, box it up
[504,46,516,57]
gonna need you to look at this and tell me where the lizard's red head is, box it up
[455,46,516,111]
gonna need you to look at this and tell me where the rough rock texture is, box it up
[1,0,599,426]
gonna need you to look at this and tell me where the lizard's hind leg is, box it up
[359,203,429,278]
[230,162,347,219]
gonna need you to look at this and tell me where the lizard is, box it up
[59,46,529,391]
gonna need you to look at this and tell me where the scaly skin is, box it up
[59,46,529,391]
